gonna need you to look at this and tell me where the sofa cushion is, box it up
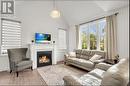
[80,50,91,60]
[101,58,129,86]
[75,49,82,54]
[75,49,82,58]
[66,58,79,63]
[88,68,105,79]
[79,74,102,86]
[68,52,76,58]
[81,50,91,56]
[67,58,94,69]
[76,54,81,58]
[89,54,102,62]
[95,62,112,71]
[80,55,90,60]
[16,60,32,67]
[89,51,106,58]
[77,60,94,69]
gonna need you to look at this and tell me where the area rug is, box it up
[0,70,46,85]
[37,64,87,85]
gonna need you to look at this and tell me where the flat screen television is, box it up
[35,33,51,43]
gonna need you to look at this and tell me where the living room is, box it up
[0,0,129,86]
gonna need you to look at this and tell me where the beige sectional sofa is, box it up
[64,49,106,71]
[63,58,129,86]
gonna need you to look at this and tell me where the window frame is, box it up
[79,18,106,51]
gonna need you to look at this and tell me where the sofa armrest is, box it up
[22,58,30,61]
[93,59,105,64]
[64,54,69,59]
[64,52,76,59]
[95,63,112,71]
[63,76,82,86]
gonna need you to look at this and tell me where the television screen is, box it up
[35,33,51,43]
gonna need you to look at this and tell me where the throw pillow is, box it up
[89,54,102,62]
[68,52,76,58]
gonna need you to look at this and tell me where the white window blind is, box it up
[1,18,21,54]
[58,29,67,49]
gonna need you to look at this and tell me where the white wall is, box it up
[68,26,76,51]
[0,1,69,71]
[117,6,129,58]
[69,6,129,59]
[15,1,68,47]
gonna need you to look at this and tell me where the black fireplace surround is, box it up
[37,51,52,67]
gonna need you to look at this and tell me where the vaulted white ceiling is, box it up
[56,1,129,26]
[15,0,129,26]
[94,1,129,11]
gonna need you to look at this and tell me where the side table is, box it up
[104,59,119,65]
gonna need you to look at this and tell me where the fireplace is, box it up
[37,51,52,67]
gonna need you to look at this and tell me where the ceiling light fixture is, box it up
[50,0,61,18]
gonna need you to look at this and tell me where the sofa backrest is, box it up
[101,58,129,86]
[75,49,82,58]
[74,49,106,60]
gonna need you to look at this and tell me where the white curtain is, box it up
[75,25,80,49]
[106,14,118,60]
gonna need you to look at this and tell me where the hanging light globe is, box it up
[50,9,61,18]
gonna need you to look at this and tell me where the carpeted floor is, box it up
[37,64,87,85]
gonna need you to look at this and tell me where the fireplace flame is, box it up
[39,56,49,63]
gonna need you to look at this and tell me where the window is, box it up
[1,18,21,54]
[79,18,106,51]
[58,29,67,49]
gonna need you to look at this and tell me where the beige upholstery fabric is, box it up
[63,58,129,86]
[88,68,105,79]
[89,51,106,58]
[95,62,112,71]
[89,54,102,62]
[66,58,94,69]
[79,74,102,86]
[75,49,82,58]
[75,49,106,59]
[63,76,82,86]
[68,52,76,58]
[93,59,105,64]
[64,74,102,86]
[65,50,106,71]
[101,58,129,86]
[64,54,69,59]
[80,55,90,60]
[80,50,91,60]
[64,69,104,86]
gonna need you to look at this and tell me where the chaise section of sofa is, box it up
[64,49,106,71]
[63,58,129,86]
[63,62,111,86]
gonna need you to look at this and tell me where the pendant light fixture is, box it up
[50,0,61,18]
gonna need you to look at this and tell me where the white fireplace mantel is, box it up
[29,44,57,69]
